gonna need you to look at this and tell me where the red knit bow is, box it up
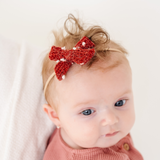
[48,36,95,80]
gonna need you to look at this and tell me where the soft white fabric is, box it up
[0,35,56,160]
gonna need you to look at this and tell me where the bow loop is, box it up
[49,46,66,61]
[75,36,95,49]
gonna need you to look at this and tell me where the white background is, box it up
[0,0,160,159]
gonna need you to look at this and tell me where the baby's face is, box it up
[51,61,135,149]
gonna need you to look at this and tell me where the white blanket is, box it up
[0,35,56,160]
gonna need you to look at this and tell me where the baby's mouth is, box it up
[102,131,119,137]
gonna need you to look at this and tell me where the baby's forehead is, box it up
[55,60,131,91]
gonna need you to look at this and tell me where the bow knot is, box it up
[49,36,95,80]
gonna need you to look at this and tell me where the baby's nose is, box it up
[101,109,118,126]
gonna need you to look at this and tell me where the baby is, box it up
[41,14,144,160]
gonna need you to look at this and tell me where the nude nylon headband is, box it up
[43,48,123,97]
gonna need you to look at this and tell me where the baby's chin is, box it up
[97,142,118,148]
[77,138,120,149]
[79,143,117,149]
[96,141,118,148]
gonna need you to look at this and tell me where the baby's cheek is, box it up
[80,124,98,141]
[68,117,98,141]
[130,110,136,128]
[122,110,135,132]
[73,121,95,135]
[74,128,98,147]
[128,108,135,126]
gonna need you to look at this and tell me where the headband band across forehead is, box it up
[44,36,123,97]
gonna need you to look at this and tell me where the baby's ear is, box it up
[43,104,60,126]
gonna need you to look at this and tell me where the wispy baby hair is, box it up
[41,13,129,113]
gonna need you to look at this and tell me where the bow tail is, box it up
[54,61,72,80]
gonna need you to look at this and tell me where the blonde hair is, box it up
[41,14,129,113]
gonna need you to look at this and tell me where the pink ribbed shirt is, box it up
[43,128,144,160]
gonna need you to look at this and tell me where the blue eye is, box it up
[115,99,126,107]
[81,109,94,116]
[81,100,127,116]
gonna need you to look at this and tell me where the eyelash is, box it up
[80,99,128,116]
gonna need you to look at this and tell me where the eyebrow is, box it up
[73,89,131,108]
